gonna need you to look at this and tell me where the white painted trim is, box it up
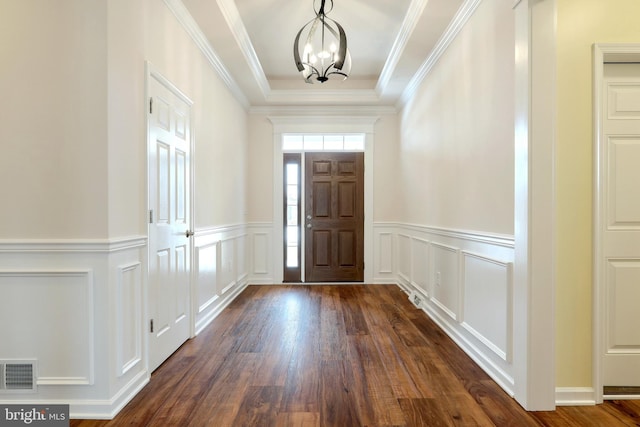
[194,281,249,336]
[398,0,482,108]
[116,262,143,377]
[592,43,640,404]
[250,105,397,117]
[512,0,556,410]
[162,0,249,109]
[0,236,146,253]
[216,0,270,97]
[67,370,149,420]
[376,0,428,95]
[266,89,381,105]
[376,221,514,248]
[555,387,597,406]
[269,115,380,134]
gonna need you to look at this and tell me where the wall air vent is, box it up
[0,360,37,392]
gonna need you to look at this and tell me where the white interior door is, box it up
[148,71,192,372]
[601,63,640,390]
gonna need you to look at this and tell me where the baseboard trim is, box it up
[29,370,151,419]
[555,387,597,406]
[195,280,249,335]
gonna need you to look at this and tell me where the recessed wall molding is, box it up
[116,262,142,377]
[0,269,95,386]
[193,224,250,334]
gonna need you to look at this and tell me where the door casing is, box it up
[270,116,377,284]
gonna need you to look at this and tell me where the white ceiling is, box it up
[177,0,466,107]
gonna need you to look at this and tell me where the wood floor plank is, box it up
[532,405,638,427]
[275,412,320,427]
[340,286,370,336]
[70,285,640,427]
[320,360,361,427]
[280,287,321,413]
[348,334,407,426]
[601,400,640,425]
[398,398,455,427]
[231,386,282,427]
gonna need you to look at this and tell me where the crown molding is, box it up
[265,88,384,105]
[163,0,250,109]
[251,104,396,116]
[376,0,429,95]
[399,0,482,108]
[267,115,381,134]
[217,0,271,98]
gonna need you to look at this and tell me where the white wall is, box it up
[399,0,514,235]
[0,0,109,239]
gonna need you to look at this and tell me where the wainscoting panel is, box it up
[194,225,249,335]
[397,234,412,283]
[411,237,430,295]
[430,243,460,321]
[373,227,394,283]
[461,252,512,362]
[247,223,274,284]
[195,241,219,315]
[373,223,516,395]
[0,270,94,385]
[116,262,142,377]
[0,237,148,418]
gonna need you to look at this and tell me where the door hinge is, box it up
[149,97,153,114]
[149,209,153,224]
[150,319,154,333]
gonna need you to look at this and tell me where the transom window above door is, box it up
[282,134,365,151]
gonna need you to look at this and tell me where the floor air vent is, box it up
[409,291,422,308]
[0,361,37,392]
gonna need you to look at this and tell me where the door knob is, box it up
[185,230,194,238]
[306,224,312,228]
[306,215,312,220]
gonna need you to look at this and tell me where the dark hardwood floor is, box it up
[71,285,640,426]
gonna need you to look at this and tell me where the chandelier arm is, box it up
[319,16,347,70]
[293,18,318,72]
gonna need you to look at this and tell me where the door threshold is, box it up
[604,386,640,399]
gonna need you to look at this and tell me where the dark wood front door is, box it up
[305,152,364,282]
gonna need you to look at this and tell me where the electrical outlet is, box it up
[436,271,441,286]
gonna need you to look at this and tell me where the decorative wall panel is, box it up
[461,252,512,361]
[117,262,142,376]
[0,270,94,385]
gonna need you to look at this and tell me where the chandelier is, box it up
[293,0,351,83]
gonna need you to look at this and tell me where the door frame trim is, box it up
[145,62,196,372]
[592,43,640,403]
[269,115,378,283]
